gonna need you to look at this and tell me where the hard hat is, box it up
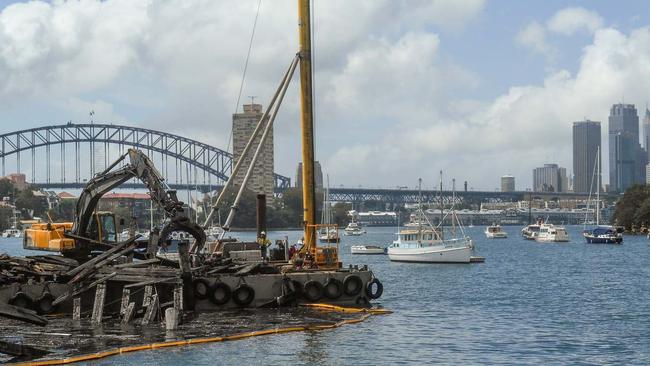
[260,231,266,235]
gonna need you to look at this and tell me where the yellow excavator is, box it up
[23,149,205,259]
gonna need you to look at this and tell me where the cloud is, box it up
[330,25,650,189]
[515,21,556,60]
[547,7,603,35]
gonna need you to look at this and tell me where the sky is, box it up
[1,0,650,191]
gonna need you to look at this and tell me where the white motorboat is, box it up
[387,177,475,264]
[535,223,570,242]
[485,224,507,239]
[344,221,366,236]
[350,245,385,254]
[1,227,21,238]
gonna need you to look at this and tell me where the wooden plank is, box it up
[173,286,183,313]
[68,244,136,285]
[147,231,159,259]
[0,304,48,326]
[112,259,160,269]
[91,283,106,324]
[65,237,135,278]
[53,272,117,306]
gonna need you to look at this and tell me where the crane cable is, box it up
[226,0,263,155]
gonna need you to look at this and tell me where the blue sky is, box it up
[0,1,649,190]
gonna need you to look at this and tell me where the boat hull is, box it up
[387,244,472,263]
[583,235,623,244]
[350,246,385,255]
[485,232,508,239]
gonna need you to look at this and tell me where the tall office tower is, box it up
[609,104,643,192]
[572,120,601,193]
[643,107,650,160]
[232,104,274,197]
[500,175,515,192]
[533,164,559,192]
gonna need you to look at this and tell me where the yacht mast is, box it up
[298,0,316,251]
[596,146,600,226]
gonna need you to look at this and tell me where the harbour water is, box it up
[3,225,650,365]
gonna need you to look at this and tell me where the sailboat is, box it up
[387,177,475,263]
[582,147,623,244]
[319,176,339,243]
[2,210,22,238]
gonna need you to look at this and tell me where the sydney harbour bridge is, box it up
[0,123,598,204]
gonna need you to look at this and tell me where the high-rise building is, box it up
[608,103,645,192]
[646,164,650,185]
[644,108,650,161]
[500,175,515,192]
[232,104,274,197]
[572,120,601,193]
[295,161,323,189]
[533,164,568,192]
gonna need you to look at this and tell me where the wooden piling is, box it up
[165,307,179,331]
[143,285,153,307]
[147,229,159,259]
[177,241,194,311]
[173,286,183,313]
[91,283,106,324]
[141,294,158,325]
[121,302,135,324]
[120,288,131,316]
[72,298,81,320]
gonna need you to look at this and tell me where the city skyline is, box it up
[1,1,650,190]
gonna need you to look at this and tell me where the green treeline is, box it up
[611,185,650,232]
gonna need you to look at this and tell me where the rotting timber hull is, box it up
[0,268,380,316]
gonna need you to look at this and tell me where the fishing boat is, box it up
[350,245,385,254]
[485,224,507,239]
[387,177,475,263]
[582,147,623,244]
[535,223,570,242]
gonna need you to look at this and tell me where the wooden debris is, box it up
[142,285,153,307]
[0,339,49,358]
[165,307,179,331]
[112,259,160,269]
[120,289,130,316]
[53,272,117,306]
[0,303,48,326]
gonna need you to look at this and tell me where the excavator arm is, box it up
[68,149,205,256]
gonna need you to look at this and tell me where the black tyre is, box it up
[365,278,383,300]
[209,282,232,306]
[303,280,324,302]
[324,278,343,300]
[233,284,255,307]
[193,278,211,300]
[343,275,363,296]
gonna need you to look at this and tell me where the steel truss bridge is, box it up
[324,187,613,205]
[0,123,291,190]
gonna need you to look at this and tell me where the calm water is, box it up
[3,226,650,365]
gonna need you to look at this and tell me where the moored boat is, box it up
[485,224,507,239]
[535,223,570,242]
[350,245,385,254]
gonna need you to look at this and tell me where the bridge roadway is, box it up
[35,182,610,203]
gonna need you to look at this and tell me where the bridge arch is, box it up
[0,123,290,188]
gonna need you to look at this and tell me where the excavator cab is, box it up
[23,212,119,253]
